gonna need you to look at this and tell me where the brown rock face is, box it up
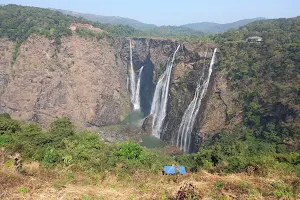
[0,35,130,128]
[0,38,13,105]
[200,71,242,135]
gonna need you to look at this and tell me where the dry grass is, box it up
[0,162,299,200]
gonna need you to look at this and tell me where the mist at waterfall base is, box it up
[150,45,181,138]
[120,109,144,126]
[140,135,166,148]
[176,48,217,153]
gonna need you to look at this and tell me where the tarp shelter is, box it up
[163,166,186,175]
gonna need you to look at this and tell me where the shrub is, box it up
[289,152,300,165]
[0,134,13,147]
[4,160,13,168]
[225,156,248,173]
[172,182,202,200]
[175,153,197,168]
[48,117,75,148]
[17,187,29,193]
[50,117,74,137]
[43,148,60,166]
[117,141,143,160]
[215,181,224,190]
[272,180,294,198]
[0,113,11,119]
[194,149,212,166]
[0,117,21,134]
[22,123,41,135]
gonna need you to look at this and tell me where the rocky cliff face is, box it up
[0,34,241,150]
[124,39,243,151]
[119,38,183,116]
[0,35,130,128]
[122,38,238,150]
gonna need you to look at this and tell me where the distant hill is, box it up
[142,26,205,37]
[55,9,205,37]
[55,9,157,30]
[181,18,266,33]
[55,9,264,34]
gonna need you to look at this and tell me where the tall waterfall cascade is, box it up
[134,66,144,110]
[176,48,217,152]
[128,40,143,110]
[150,45,181,138]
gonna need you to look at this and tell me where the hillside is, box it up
[0,4,141,44]
[181,18,266,33]
[141,25,205,37]
[55,9,157,30]
[209,16,300,151]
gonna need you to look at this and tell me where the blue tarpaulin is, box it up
[164,166,176,174]
[163,166,186,175]
[179,166,186,174]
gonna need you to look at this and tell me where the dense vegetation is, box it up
[1,114,299,177]
[0,114,174,176]
[1,114,299,198]
[179,16,300,176]
[0,4,142,42]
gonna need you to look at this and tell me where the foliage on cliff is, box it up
[0,4,141,44]
[175,17,300,177]
[211,16,300,150]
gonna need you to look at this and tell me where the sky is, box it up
[1,0,300,26]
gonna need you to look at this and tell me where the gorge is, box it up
[0,33,224,152]
[121,39,224,152]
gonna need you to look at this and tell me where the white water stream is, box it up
[150,45,181,138]
[176,48,217,152]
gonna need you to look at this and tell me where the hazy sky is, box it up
[1,0,300,25]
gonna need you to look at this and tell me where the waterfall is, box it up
[150,45,181,138]
[176,48,217,152]
[128,40,142,110]
[134,66,144,110]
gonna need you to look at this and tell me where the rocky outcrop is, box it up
[0,35,130,128]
